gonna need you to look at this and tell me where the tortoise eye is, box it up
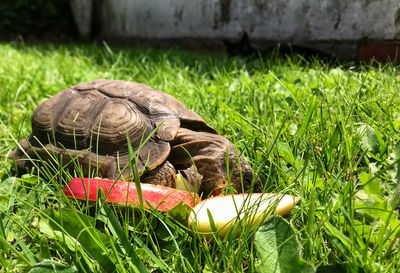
[243,172,252,185]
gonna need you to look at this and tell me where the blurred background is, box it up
[0,1,76,41]
[2,0,400,62]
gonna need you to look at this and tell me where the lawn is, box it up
[1,41,400,272]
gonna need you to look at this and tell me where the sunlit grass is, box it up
[1,41,400,272]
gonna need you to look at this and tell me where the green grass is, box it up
[1,41,400,272]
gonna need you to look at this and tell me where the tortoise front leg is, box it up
[140,160,177,188]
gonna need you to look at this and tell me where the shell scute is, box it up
[32,88,76,141]
[55,90,108,149]
[91,99,154,156]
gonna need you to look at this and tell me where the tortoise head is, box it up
[209,154,262,196]
[229,155,262,194]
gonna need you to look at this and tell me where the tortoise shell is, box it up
[15,79,216,179]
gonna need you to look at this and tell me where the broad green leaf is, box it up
[40,208,116,272]
[39,219,77,252]
[354,201,400,231]
[360,126,379,154]
[20,173,39,185]
[359,173,384,196]
[0,177,17,213]
[0,195,9,212]
[0,177,17,194]
[28,259,78,273]
[165,201,192,225]
[254,215,314,273]
[277,141,295,167]
[39,236,51,260]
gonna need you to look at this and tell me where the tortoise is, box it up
[9,79,261,197]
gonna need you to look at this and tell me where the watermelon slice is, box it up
[63,178,200,212]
